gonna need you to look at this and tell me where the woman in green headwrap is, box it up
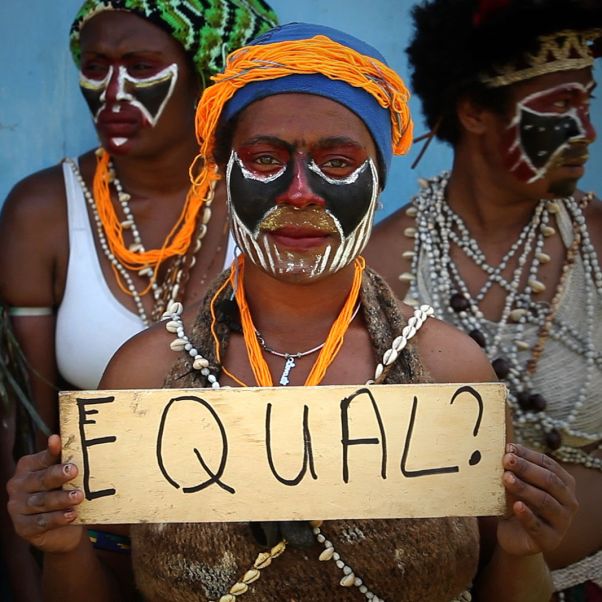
[0,2,277,599]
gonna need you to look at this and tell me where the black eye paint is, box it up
[307,162,376,236]
[80,85,105,120]
[228,153,376,236]
[80,68,111,120]
[228,154,294,233]
[123,77,175,123]
[79,64,178,126]
[519,107,583,170]
[503,82,593,183]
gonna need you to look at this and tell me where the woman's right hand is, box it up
[6,434,85,553]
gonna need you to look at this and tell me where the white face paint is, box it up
[79,63,179,127]
[226,151,379,282]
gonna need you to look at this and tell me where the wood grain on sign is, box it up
[60,383,507,524]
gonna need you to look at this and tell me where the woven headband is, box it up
[481,28,602,88]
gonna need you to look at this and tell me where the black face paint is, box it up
[502,82,594,183]
[306,160,375,236]
[123,76,175,122]
[227,153,376,236]
[228,155,294,234]
[79,63,178,125]
[226,150,379,279]
[80,71,109,119]
[518,107,583,170]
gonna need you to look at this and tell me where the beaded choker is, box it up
[405,173,602,467]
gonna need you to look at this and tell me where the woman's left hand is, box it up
[497,443,578,556]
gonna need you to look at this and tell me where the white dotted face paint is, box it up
[501,81,595,183]
[226,150,379,281]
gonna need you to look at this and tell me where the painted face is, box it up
[501,81,595,184]
[80,63,178,145]
[226,144,379,280]
[77,10,199,155]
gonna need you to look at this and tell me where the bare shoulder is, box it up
[0,150,99,305]
[400,302,497,384]
[364,204,417,299]
[0,162,70,303]
[0,164,68,247]
[99,302,203,391]
[100,322,176,390]
[0,149,96,226]
[0,162,70,224]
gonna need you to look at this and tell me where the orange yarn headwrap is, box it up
[190,34,413,204]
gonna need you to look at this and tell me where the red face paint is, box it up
[274,152,326,209]
[227,138,378,279]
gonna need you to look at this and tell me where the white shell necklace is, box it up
[404,172,602,460]
[65,153,215,326]
[162,300,450,601]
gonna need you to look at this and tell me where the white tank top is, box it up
[56,160,236,390]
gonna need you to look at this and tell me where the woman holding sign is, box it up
[0,3,278,599]
[7,23,578,602]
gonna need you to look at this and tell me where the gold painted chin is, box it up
[259,206,339,234]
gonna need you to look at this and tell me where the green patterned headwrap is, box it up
[69,0,278,81]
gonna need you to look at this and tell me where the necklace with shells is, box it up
[65,154,216,326]
[402,172,602,467]
[160,300,473,601]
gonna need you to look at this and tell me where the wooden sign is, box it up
[60,383,507,524]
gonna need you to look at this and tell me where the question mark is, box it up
[450,386,484,466]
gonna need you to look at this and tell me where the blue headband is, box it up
[221,22,395,185]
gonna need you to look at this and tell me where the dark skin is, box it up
[7,94,578,601]
[0,11,229,443]
[364,68,602,573]
[0,402,42,601]
[0,11,228,602]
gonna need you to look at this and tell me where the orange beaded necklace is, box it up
[91,148,218,296]
[211,255,365,387]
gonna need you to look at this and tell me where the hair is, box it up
[407,0,602,145]
[213,114,240,169]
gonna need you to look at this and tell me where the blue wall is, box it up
[1,0,600,220]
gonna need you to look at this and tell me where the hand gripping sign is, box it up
[60,383,506,524]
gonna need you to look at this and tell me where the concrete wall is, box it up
[1,0,600,220]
